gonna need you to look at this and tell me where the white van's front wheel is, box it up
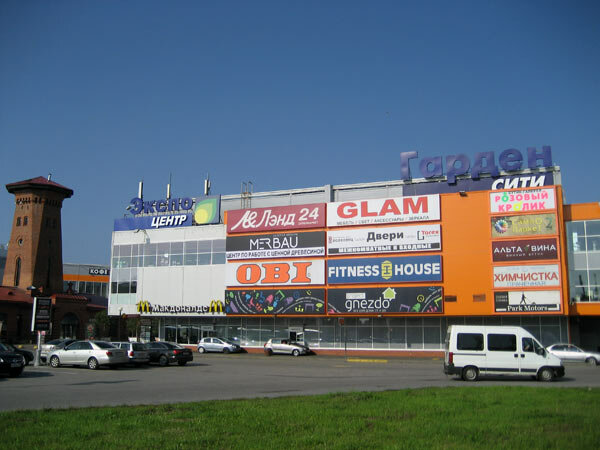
[538,367,554,382]
[462,366,479,382]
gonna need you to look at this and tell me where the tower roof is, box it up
[6,176,73,198]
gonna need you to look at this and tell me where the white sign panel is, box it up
[327,195,440,227]
[490,187,556,213]
[327,224,441,255]
[226,259,325,287]
[493,264,560,288]
[494,290,561,313]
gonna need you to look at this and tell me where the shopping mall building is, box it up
[108,147,600,355]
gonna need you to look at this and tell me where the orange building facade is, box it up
[109,147,599,354]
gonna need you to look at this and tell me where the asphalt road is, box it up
[1,354,599,412]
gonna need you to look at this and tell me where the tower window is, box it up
[14,257,21,286]
[23,216,28,226]
[16,217,21,226]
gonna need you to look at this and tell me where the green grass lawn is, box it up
[2,387,599,449]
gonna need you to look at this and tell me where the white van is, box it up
[444,325,564,382]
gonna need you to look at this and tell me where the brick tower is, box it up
[2,176,73,294]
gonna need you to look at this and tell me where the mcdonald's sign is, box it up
[137,301,152,313]
[209,300,224,314]
[135,299,226,315]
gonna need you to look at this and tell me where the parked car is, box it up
[197,337,242,354]
[40,338,76,363]
[0,342,26,377]
[147,342,193,366]
[48,340,128,370]
[114,342,151,366]
[1,343,34,365]
[264,338,310,356]
[546,343,600,366]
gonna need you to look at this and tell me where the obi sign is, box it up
[327,195,440,227]
[226,260,325,286]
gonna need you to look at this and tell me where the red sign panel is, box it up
[492,238,558,262]
[227,203,325,233]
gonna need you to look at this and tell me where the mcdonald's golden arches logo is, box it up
[137,300,152,313]
[209,300,224,313]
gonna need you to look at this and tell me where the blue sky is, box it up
[1,1,599,265]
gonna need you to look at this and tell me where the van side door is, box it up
[519,337,546,375]
[485,333,519,376]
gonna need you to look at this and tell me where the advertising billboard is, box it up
[114,213,193,231]
[115,195,221,231]
[403,173,556,196]
[226,203,326,234]
[224,288,325,315]
[492,238,558,262]
[327,195,440,227]
[31,297,52,332]
[490,187,556,213]
[327,286,443,314]
[226,260,325,286]
[226,231,325,260]
[491,213,557,238]
[327,255,442,284]
[493,264,560,288]
[327,224,441,255]
[135,299,226,316]
[494,290,561,313]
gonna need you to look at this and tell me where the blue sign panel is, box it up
[327,255,442,284]
[402,173,555,196]
[114,214,192,231]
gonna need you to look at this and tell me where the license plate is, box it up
[11,362,21,368]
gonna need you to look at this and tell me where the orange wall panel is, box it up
[440,191,494,316]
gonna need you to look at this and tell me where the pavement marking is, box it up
[346,358,388,364]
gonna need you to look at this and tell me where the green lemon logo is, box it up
[194,198,218,225]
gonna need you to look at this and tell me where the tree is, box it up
[126,317,140,341]
[93,310,111,338]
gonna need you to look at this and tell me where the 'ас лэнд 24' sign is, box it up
[226,203,325,234]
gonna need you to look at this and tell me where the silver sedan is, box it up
[48,340,129,370]
[546,343,600,366]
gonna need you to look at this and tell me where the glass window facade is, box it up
[567,220,600,302]
[145,315,566,350]
[110,239,226,296]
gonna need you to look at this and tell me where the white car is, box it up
[197,337,242,354]
[264,339,310,356]
[546,344,600,366]
[48,340,129,370]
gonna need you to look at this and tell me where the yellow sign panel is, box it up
[491,213,557,238]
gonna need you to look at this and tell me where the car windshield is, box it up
[0,343,9,351]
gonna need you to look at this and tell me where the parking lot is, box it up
[1,354,599,412]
